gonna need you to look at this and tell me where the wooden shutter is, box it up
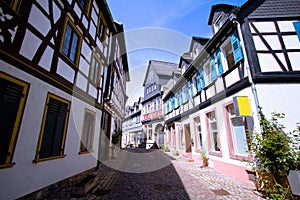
[216,49,223,76]
[230,30,244,64]
[199,68,205,89]
[39,97,69,159]
[293,21,300,42]
[0,78,24,165]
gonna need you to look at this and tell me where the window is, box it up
[214,15,225,33]
[0,73,29,168]
[148,125,152,140]
[35,93,70,162]
[194,117,202,149]
[153,99,157,111]
[90,57,102,86]
[98,13,107,42]
[3,0,22,12]
[204,63,211,84]
[77,0,91,15]
[61,19,82,65]
[210,57,217,82]
[182,86,187,103]
[207,111,220,152]
[226,104,249,157]
[223,41,235,69]
[80,109,95,153]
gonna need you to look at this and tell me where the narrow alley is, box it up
[47,148,263,200]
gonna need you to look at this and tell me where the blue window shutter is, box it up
[168,100,172,112]
[196,72,201,92]
[164,103,167,114]
[210,56,217,81]
[178,91,181,106]
[200,68,205,89]
[293,21,300,42]
[230,30,243,64]
[171,96,175,110]
[189,79,194,97]
[216,49,223,76]
[185,85,190,100]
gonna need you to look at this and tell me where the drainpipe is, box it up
[231,16,261,124]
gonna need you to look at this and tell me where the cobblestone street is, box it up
[47,148,263,200]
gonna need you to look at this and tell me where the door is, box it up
[184,124,192,152]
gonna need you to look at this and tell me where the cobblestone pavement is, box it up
[48,149,264,200]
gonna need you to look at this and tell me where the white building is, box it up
[0,0,128,199]
[122,97,143,148]
[163,0,300,185]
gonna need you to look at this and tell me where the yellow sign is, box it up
[233,96,251,116]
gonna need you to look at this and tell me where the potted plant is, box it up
[200,150,209,167]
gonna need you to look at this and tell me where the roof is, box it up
[142,60,178,86]
[208,4,237,25]
[239,0,300,19]
[114,22,130,82]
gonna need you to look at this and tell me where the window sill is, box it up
[33,155,66,163]
[229,154,253,162]
[209,151,222,157]
[79,150,94,155]
[0,162,15,169]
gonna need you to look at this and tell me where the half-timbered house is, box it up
[142,60,179,149]
[0,0,128,198]
[163,0,300,185]
[122,97,143,148]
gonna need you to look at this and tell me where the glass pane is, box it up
[62,25,72,57]
[69,32,78,62]
[79,0,87,9]
[213,132,220,151]
[231,117,248,155]
[211,122,217,131]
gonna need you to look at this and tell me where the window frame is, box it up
[77,0,92,17]
[206,109,222,156]
[193,116,202,150]
[221,38,235,70]
[98,13,107,42]
[79,108,96,154]
[60,17,83,67]
[224,102,252,161]
[34,93,70,163]
[0,72,29,168]
[89,55,103,87]
[3,0,22,12]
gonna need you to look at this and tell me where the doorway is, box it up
[184,124,191,152]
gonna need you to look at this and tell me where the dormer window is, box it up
[214,15,225,33]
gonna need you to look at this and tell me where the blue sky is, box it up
[107,0,246,104]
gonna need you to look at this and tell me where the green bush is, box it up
[250,108,299,199]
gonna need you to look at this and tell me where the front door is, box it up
[184,124,191,152]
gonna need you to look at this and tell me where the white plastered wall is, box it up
[0,60,101,199]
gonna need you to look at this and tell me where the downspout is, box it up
[231,16,261,123]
